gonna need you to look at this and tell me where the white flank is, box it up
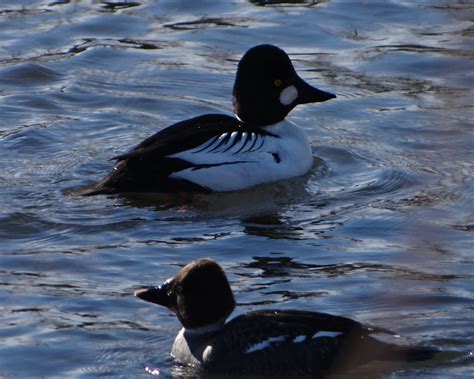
[245,336,286,354]
[312,331,343,339]
[168,120,313,192]
[279,85,298,105]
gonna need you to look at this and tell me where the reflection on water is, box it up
[0,0,473,377]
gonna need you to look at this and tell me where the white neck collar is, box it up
[234,113,244,123]
[183,319,226,337]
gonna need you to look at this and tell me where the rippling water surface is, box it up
[1,0,473,377]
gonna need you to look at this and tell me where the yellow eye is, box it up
[274,79,283,87]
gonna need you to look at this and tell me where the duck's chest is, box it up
[267,121,313,172]
[232,120,314,183]
[171,328,217,368]
[171,329,203,367]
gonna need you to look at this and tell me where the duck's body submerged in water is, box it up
[135,258,438,376]
[68,44,336,195]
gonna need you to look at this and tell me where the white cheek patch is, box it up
[279,85,298,106]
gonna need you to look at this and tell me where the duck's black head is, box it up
[135,258,236,329]
[232,44,336,126]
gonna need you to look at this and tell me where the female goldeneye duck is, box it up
[68,44,336,195]
[135,258,438,376]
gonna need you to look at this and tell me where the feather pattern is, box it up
[168,119,313,192]
[136,258,438,377]
[77,115,313,194]
[67,44,337,195]
[72,114,283,194]
[174,309,400,376]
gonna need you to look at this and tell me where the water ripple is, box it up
[1,0,473,377]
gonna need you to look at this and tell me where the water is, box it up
[0,0,473,377]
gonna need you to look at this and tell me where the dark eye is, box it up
[274,79,283,87]
[175,284,183,294]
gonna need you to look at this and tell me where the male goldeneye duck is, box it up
[69,44,336,195]
[135,258,437,376]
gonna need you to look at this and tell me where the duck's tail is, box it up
[360,337,439,363]
[387,344,439,362]
[63,181,114,196]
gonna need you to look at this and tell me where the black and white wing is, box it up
[204,309,400,376]
[69,114,277,195]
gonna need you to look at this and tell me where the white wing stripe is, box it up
[245,336,286,354]
[312,331,342,339]
[191,135,220,154]
[239,133,259,153]
[187,131,268,156]
[222,131,243,152]
[208,133,229,153]
[233,132,253,154]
